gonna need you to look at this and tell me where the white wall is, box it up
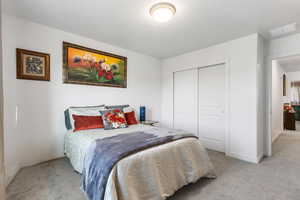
[269,33,300,59]
[2,14,162,184]
[0,1,6,198]
[257,35,266,162]
[161,34,264,163]
[271,61,285,142]
[287,71,300,82]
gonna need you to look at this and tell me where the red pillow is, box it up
[72,115,104,132]
[125,111,138,125]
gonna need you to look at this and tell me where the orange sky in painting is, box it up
[68,47,122,68]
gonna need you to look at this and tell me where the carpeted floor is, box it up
[6,135,300,200]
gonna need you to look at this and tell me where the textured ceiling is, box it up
[3,0,300,58]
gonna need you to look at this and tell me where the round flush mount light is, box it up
[150,2,176,23]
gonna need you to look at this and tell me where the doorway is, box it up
[270,55,300,154]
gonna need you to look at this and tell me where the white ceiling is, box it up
[3,0,300,58]
[278,55,300,72]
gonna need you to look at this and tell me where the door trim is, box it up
[172,60,230,154]
[266,53,300,157]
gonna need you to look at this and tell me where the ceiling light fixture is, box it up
[150,2,176,23]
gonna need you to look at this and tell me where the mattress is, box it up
[64,124,215,200]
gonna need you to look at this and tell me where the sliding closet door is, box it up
[173,69,198,135]
[198,64,226,152]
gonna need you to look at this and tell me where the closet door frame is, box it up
[172,60,230,155]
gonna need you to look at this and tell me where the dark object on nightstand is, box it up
[140,106,146,122]
[141,120,159,126]
[284,110,296,130]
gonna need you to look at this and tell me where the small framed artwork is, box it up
[63,42,127,88]
[16,48,50,81]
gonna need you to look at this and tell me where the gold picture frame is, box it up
[63,42,127,88]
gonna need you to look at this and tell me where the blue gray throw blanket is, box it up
[81,129,197,200]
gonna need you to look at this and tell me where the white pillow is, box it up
[69,106,106,116]
[65,105,106,130]
[123,106,134,113]
[105,104,134,113]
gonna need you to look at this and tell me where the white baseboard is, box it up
[5,165,20,187]
[256,153,264,163]
[227,152,262,164]
[21,155,64,169]
[272,130,282,143]
[199,137,225,153]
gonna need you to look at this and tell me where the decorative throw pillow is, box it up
[125,111,138,125]
[100,109,128,130]
[72,115,104,132]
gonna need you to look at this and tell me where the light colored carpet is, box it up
[296,121,300,131]
[6,135,300,200]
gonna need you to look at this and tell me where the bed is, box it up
[64,124,215,200]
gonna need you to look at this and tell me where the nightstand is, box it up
[283,110,296,130]
[140,120,159,126]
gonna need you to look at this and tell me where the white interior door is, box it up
[173,69,198,135]
[198,64,226,152]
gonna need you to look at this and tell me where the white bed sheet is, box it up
[64,124,215,200]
